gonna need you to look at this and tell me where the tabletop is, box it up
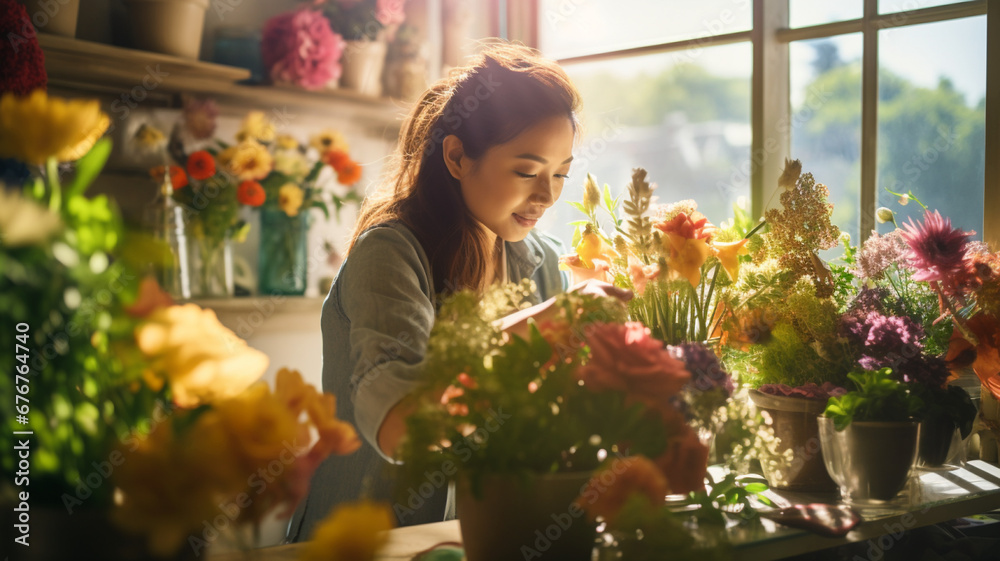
[208,460,1000,561]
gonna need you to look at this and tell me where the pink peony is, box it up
[576,322,690,408]
[262,9,346,90]
[376,0,406,27]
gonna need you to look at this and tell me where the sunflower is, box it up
[309,129,349,155]
[278,183,305,217]
[223,140,273,181]
[0,89,110,165]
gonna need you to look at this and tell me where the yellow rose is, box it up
[236,110,276,143]
[299,502,394,561]
[134,303,269,407]
[278,183,305,217]
[0,90,110,165]
[224,140,273,181]
[309,129,349,155]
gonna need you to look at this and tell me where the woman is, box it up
[287,43,629,541]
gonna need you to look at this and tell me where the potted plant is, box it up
[819,368,922,504]
[317,0,407,97]
[261,7,347,91]
[398,283,713,561]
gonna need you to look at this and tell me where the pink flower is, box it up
[627,255,660,297]
[376,0,406,27]
[262,9,346,90]
[181,97,218,140]
[576,322,690,409]
[900,210,974,285]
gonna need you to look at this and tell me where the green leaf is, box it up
[567,201,589,216]
[312,200,330,220]
[304,160,325,184]
[66,138,112,198]
[743,482,768,494]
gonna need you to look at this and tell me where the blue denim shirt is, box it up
[286,221,568,541]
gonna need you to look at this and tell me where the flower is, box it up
[0,90,110,165]
[221,140,274,181]
[653,422,709,495]
[262,9,346,90]
[125,276,174,318]
[576,322,690,409]
[322,148,352,172]
[275,149,312,177]
[627,255,660,297]
[577,455,669,526]
[276,134,300,150]
[757,382,846,399]
[582,173,601,214]
[713,238,749,282]
[777,158,802,190]
[654,210,714,241]
[237,180,267,207]
[853,230,908,280]
[311,129,350,154]
[150,165,188,190]
[134,304,269,407]
[900,209,974,285]
[337,159,363,185]
[279,183,306,216]
[375,0,406,27]
[133,123,166,153]
[236,110,276,143]
[0,188,62,247]
[185,150,216,180]
[299,502,394,561]
[668,342,733,397]
[662,232,712,287]
[876,207,896,225]
[0,0,47,96]
[181,97,218,140]
[559,253,610,284]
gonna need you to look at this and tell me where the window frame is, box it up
[508,0,997,247]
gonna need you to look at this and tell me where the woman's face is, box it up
[445,115,575,242]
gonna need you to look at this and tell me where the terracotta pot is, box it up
[123,0,209,59]
[748,389,838,492]
[19,0,79,37]
[818,417,920,504]
[340,39,387,97]
[456,472,595,561]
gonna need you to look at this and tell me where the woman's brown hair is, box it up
[347,42,582,295]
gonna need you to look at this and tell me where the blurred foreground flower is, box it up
[0,90,110,164]
[299,502,394,561]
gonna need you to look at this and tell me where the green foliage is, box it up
[2,148,155,506]
[823,368,923,430]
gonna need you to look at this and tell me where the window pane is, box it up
[876,16,985,238]
[878,0,969,15]
[538,0,751,60]
[537,43,751,250]
[790,0,863,28]
[790,34,863,250]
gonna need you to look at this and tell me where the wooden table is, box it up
[209,460,1000,561]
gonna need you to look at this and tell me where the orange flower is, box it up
[322,149,351,172]
[185,150,216,180]
[237,180,266,207]
[125,275,174,318]
[150,165,188,190]
[654,211,715,241]
[713,238,750,282]
[559,253,610,284]
[653,423,709,495]
[576,455,669,526]
[337,159,362,185]
[663,232,712,287]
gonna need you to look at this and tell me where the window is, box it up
[522,0,994,248]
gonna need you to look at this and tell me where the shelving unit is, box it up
[38,34,409,125]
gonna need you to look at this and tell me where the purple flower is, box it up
[854,229,908,280]
[900,210,974,284]
[848,287,890,316]
[668,342,734,398]
[898,354,950,388]
[181,97,218,140]
[758,382,846,399]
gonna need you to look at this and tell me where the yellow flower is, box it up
[712,238,749,282]
[276,134,300,150]
[575,227,613,269]
[236,110,276,143]
[0,189,62,247]
[0,89,110,165]
[309,129,349,154]
[663,232,711,287]
[224,140,273,181]
[274,149,310,178]
[134,303,269,407]
[559,253,609,285]
[299,502,394,561]
[133,123,166,152]
[279,183,305,217]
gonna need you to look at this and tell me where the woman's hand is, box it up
[498,279,633,339]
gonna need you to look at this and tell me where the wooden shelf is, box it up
[39,35,408,125]
[184,296,325,315]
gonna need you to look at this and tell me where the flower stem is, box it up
[45,157,61,212]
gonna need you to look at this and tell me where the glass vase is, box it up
[144,176,191,299]
[258,207,310,296]
[187,232,234,298]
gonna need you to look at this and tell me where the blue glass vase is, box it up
[258,207,310,295]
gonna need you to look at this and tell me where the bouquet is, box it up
[1,90,361,557]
